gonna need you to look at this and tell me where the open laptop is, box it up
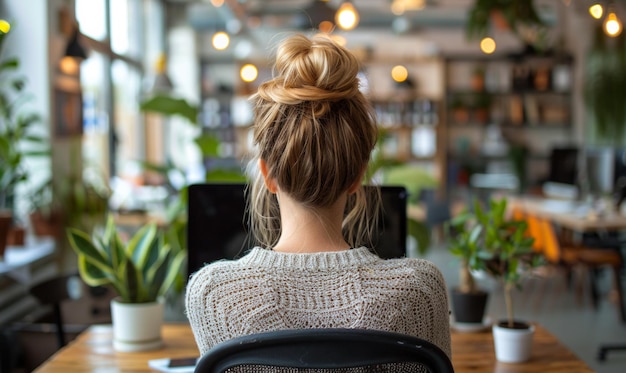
[187,183,408,276]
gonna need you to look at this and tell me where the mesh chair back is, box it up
[194,328,453,373]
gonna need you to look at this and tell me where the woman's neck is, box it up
[271,192,350,254]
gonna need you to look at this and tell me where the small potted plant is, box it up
[67,215,186,352]
[475,198,542,363]
[446,204,491,328]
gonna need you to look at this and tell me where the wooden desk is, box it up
[510,197,626,232]
[34,323,592,372]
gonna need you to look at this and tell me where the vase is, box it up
[451,288,488,324]
[110,298,164,352]
[492,321,535,363]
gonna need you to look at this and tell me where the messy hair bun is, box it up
[248,34,379,249]
[256,35,361,116]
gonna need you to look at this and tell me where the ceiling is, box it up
[182,0,476,33]
[166,0,583,60]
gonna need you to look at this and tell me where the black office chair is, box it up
[194,328,453,373]
[28,273,82,349]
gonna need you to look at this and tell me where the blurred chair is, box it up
[194,328,453,373]
[28,273,83,349]
[511,208,544,255]
[539,218,624,322]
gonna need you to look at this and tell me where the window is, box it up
[76,0,165,188]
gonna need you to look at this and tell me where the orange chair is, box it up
[510,207,544,254]
[538,217,625,322]
[526,214,545,254]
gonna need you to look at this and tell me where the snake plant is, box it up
[67,215,186,303]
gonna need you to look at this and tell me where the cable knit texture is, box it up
[185,247,451,358]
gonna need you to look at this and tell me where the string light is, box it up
[212,31,230,50]
[480,37,497,54]
[336,2,359,30]
[604,11,622,37]
[240,64,258,83]
[391,65,409,83]
[589,4,604,19]
[391,0,425,15]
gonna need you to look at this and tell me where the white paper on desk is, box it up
[148,358,196,373]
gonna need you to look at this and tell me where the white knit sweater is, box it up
[185,247,451,357]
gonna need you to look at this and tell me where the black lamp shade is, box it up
[65,28,87,59]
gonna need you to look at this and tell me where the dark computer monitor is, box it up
[187,183,408,276]
[547,147,579,186]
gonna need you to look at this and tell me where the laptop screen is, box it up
[187,183,408,276]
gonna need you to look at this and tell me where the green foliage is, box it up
[448,198,541,325]
[466,0,546,47]
[0,25,49,209]
[67,215,186,303]
[365,131,436,255]
[139,94,246,217]
[383,164,439,205]
[446,204,491,294]
[584,24,626,144]
[140,95,199,125]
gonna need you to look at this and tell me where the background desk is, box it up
[34,323,592,372]
[510,197,626,232]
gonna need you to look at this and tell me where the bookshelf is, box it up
[443,52,575,191]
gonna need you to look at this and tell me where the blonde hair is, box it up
[247,34,379,249]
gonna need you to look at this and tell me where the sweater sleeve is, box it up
[422,260,452,358]
[185,265,216,355]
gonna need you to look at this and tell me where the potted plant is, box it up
[466,0,547,49]
[475,198,542,363]
[67,215,186,352]
[472,92,492,124]
[0,21,49,249]
[446,204,491,328]
[450,95,469,124]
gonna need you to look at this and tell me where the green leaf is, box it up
[127,223,158,269]
[408,218,431,255]
[146,248,172,300]
[205,169,247,182]
[195,134,221,158]
[159,250,186,298]
[0,58,19,71]
[77,254,113,287]
[67,228,109,267]
[140,95,198,125]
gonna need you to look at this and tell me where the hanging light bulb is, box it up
[336,1,359,31]
[589,4,604,19]
[212,31,230,50]
[391,65,409,83]
[240,64,258,83]
[59,22,87,75]
[480,37,497,54]
[604,11,622,37]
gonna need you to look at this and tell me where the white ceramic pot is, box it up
[492,322,535,363]
[111,298,164,352]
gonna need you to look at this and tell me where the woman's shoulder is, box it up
[376,256,447,286]
[382,255,443,272]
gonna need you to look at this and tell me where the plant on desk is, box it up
[67,215,186,352]
[475,198,543,363]
[446,205,491,327]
